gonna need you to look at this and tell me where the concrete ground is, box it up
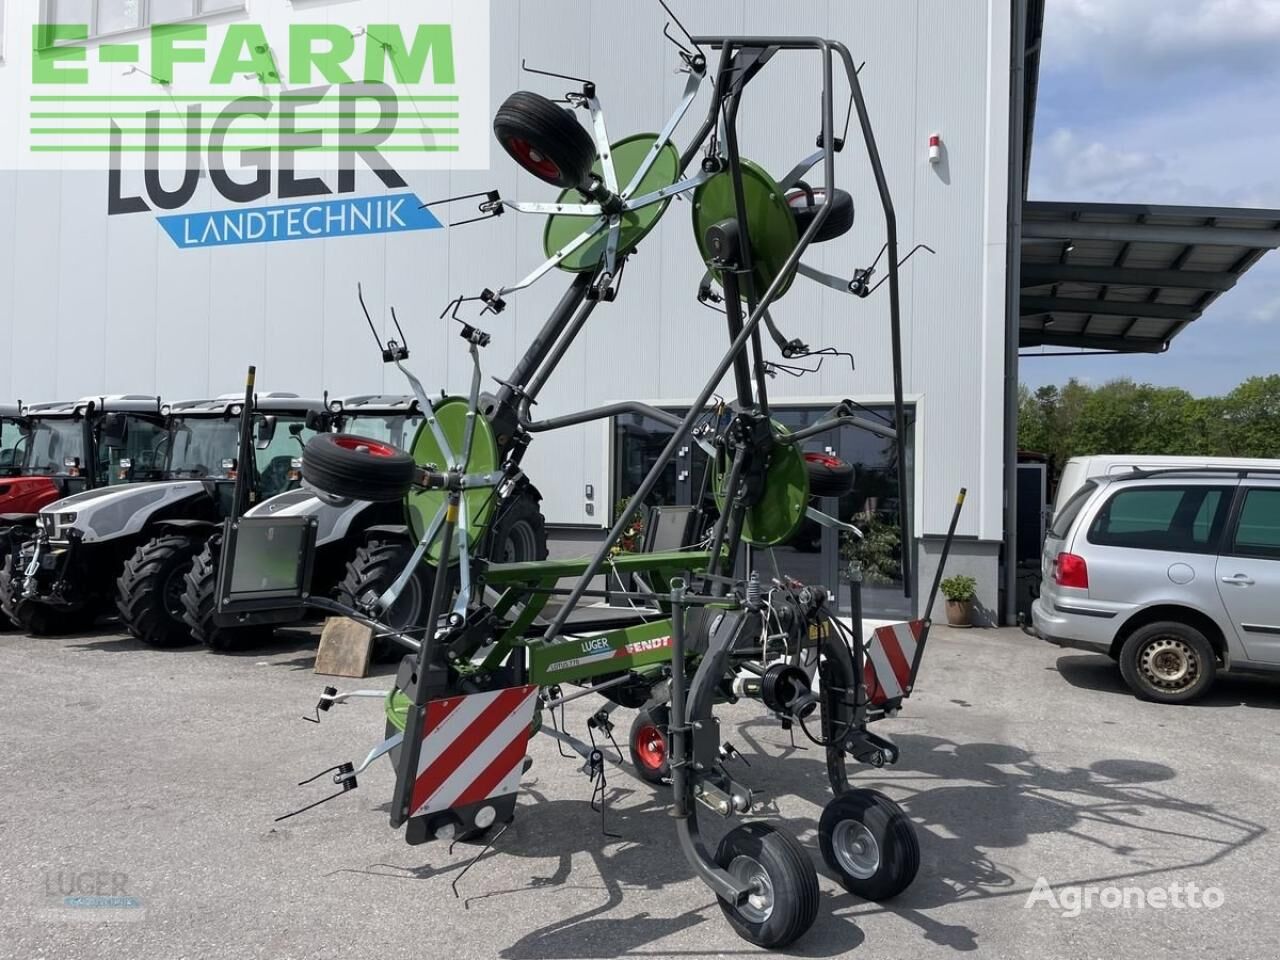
[2,623,1278,960]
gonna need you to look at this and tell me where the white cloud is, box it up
[1048,0,1280,76]
[1031,128,1166,199]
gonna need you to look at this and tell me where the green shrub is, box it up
[940,574,977,602]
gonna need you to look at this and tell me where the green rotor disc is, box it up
[544,133,681,272]
[712,422,810,548]
[405,398,499,563]
[692,158,798,302]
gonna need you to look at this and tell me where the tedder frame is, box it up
[216,20,961,949]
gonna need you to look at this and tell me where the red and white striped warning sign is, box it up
[864,620,924,704]
[410,684,539,819]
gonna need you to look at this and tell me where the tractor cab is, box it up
[0,404,26,475]
[329,395,422,448]
[163,392,331,513]
[18,396,165,493]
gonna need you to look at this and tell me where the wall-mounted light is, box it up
[929,133,942,165]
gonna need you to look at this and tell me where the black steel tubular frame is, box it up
[541,37,845,642]
[495,271,597,408]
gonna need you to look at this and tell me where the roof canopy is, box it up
[1020,201,1280,353]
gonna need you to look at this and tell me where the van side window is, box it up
[1087,486,1231,554]
[1228,489,1280,560]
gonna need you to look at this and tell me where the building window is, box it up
[44,1,243,39]
[612,403,915,618]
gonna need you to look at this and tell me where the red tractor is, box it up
[0,403,66,522]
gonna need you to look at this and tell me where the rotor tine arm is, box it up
[498,218,608,297]
[587,96,619,194]
[620,67,705,197]
[779,148,825,190]
[395,359,457,466]
[374,500,447,614]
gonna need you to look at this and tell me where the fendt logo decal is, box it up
[15,1,490,248]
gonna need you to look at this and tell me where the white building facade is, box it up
[0,1,1014,619]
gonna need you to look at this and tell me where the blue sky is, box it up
[1022,0,1280,396]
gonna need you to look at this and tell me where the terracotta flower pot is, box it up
[945,598,973,628]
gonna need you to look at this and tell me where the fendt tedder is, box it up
[0,395,169,634]
[218,18,963,949]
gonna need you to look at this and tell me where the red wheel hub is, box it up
[333,436,398,458]
[804,452,845,470]
[634,723,667,771]
[506,137,562,181]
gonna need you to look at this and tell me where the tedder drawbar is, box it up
[216,15,962,949]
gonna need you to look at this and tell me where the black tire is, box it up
[181,541,276,652]
[116,535,203,648]
[493,91,597,190]
[714,823,819,948]
[805,452,856,498]
[336,539,435,661]
[302,433,417,504]
[786,184,855,243]
[0,553,21,629]
[819,789,920,901]
[1118,621,1217,704]
[487,492,549,564]
[628,705,670,785]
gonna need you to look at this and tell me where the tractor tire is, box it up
[336,539,435,661]
[786,185,855,243]
[804,452,856,498]
[116,535,203,648]
[819,789,920,901]
[487,492,549,564]
[494,91,597,190]
[302,434,417,503]
[628,705,670,785]
[714,822,820,948]
[0,554,20,629]
[181,541,276,653]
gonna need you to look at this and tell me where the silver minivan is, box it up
[1033,468,1280,703]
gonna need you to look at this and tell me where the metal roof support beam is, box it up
[1020,263,1237,291]
[1022,220,1280,248]
[1021,331,1169,353]
[1020,296,1200,321]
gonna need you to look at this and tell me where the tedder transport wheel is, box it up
[819,789,920,901]
[302,434,417,504]
[785,184,855,243]
[494,91,597,190]
[628,705,670,785]
[336,539,434,661]
[804,452,856,498]
[116,534,203,648]
[714,823,819,949]
[181,541,275,652]
[1118,621,1217,704]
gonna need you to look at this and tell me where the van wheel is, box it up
[1118,622,1216,704]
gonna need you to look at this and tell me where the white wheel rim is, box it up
[726,855,775,923]
[833,820,881,879]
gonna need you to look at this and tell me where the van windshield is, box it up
[1049,480,1096,540]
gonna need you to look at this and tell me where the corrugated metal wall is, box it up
[0,0,1008,544]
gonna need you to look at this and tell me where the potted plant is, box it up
[940,574,977,627]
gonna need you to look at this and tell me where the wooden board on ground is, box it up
[315,617,374,678]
